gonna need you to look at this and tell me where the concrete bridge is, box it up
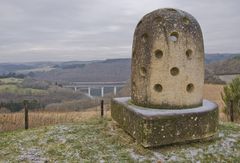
[64,81,127,97]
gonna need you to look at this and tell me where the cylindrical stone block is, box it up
[131,8,204,109]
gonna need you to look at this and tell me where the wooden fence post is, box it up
[23,100,29,130]
[230,100,234,122]
[101,100,104,117]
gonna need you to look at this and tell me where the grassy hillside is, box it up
[0,84,46,95]
[0,78,47,96]
[0,77,93,113]
[0,78,23,84]
[205,53,240,64]
[207,56,240,75]
[0,117,240,162]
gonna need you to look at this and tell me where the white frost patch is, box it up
[221,137,237,149]
[153,152,165,161]
[168,155,179,161]
[44,125,74,144]
[229,133,240,138]
[18,148,47,163]
[128,149,146,162]
[189,149,200,157]
[219,132,224,138]
[128,149,165,162]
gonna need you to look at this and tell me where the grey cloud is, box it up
[0,0,239,62]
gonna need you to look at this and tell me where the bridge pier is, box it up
[114,86,117,96]
[74,87,77,92]
[101,87,104,97]
[88,87,91,97]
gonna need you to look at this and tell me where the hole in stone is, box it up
[154,84,163,92]
[154,50,163,59]
[140,67,146,76]
[141,33,148,43]
[183,17,190,25]
[169,32,178,42]
[186,49,193,59]
[170,67,179,76]
[186,83,194,93]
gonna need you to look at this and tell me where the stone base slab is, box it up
[111,97,219,147]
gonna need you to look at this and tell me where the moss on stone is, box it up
[111,97,219,147]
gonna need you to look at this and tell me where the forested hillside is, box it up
[207,56,240,75]
[32,59,131,82]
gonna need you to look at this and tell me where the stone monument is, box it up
[111,8,218,147]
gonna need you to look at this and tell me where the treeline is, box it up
[22,78,51,90]
[0,100,42,112]
[0,87,88,113]
[0,72,25,79]
[32,59,131,82]
[205,69,226,84]
[207,56,240,75]
[53,64,85,69]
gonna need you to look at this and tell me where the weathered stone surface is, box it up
[131,8,204,109]
[111,97,218,147]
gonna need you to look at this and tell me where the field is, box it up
[0,77,47,95]
[218,74,240,83]
[0,117,240,162]
[0,106,109,132]
[0,78,23,84]
[203,84,226,120]
[0,84,47,95]
[16,66,55,74]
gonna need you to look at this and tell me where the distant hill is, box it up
[0,61,97,75]
[205,53,240,64]
[0,53,237,75]
[207,56,240,75]
[31,58,224,84]
[0,64,35,75]
[32,59,131,82]
[0,53,239,83]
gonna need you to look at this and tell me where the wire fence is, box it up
[0,100,110,132]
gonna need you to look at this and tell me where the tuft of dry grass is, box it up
[0,105,110,132]
[203,84,227,121]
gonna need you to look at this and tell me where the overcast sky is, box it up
[0,0,239,63]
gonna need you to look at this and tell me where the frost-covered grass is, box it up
[0,118,240,162]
